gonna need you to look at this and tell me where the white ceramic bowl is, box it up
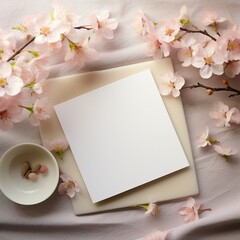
[0,143,59,205]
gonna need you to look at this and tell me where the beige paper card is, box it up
[39,58,199,215]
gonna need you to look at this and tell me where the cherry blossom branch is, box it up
[74,25,93,30]
[183,81,240,97]
[7,36,35,62]
[7,25,93,62]
[180,27,217,41]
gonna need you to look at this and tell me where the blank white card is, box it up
[54,69,189,203]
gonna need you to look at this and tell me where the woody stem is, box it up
[180,27,217,41]
[182,82,240,97]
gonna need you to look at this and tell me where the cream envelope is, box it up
[39,58,199,214]
[54,69,189,203]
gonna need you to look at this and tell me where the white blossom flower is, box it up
[209,101,236,127]
[192,41,224,79]
[33,12,66,44]
[90,10,118,39]
[0,62,24,97]
[46,137,69,160]
[201,11,226,27]
[29,98,50,126]
[158,72,185,97]
[177,36,199,67]
[58,173,80,198]
[133,10,154,36]
[64,35,98,67]
[157,19,181,43]
[213,144,235,160]
[0,96,23,131]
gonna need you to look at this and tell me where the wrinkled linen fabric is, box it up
[1,0,240,239]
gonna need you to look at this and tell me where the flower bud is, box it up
[207,89,213,95]
[223,79,228,85]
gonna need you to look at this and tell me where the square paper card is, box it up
[54,69,189,203]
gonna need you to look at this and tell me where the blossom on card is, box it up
[90,10,118,39]
[177,36,199,67]
[58,173,80,198]
[28,98,50,126]
[213,144,235,160]
[209,101,236,127]
[0,62,24,97]
[0,96,23,131]
[46,137,69,160]
[157,19,181,43]
[201,11,226,27]
[143,230,168,240]
[133,10,154,36]
[33,12,66,45]
[179,197,201,222]
[192,41,224,79]
[158,72,185,97]
[197,127,217,148]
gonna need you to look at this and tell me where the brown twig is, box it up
[7,36,35,62]
[74,26,92,30]
[183,82,240,97]
[180,27,217,41]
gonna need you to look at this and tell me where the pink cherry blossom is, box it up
[143,230,168,240]
[179,197,201,222]
[0,29,16,61]
[0,62,24,97]
[192,41,224,79]
[197,127,217,148]
[29,98,50,126]
[58,173,80,198]
[201,11,226,27]
[179,5,189,24]
[177,36,199,67]
[0,96,23,131]
[90,10,118,39]
[145,30,170,59]
[158,72,185,97]
[217,26,240,62]
[157,19,181,43]
[224,61,240,78]
[33,12,66,45]
[45,137,69,160]
[52,2,81,32]
[138,202,160,216]
[209,101,236,127]
[213,144,235,159]
[133,10,154,36]
[230,107,240,124]
[64,36,98,67]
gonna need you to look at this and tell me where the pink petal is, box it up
[0,62,12,78]
[200,65,212,79]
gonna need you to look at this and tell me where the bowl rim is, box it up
[0,142,59,205]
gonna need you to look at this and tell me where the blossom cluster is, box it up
[197,101,239,160]
[0,3,118,131]
[134,6,240,80]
